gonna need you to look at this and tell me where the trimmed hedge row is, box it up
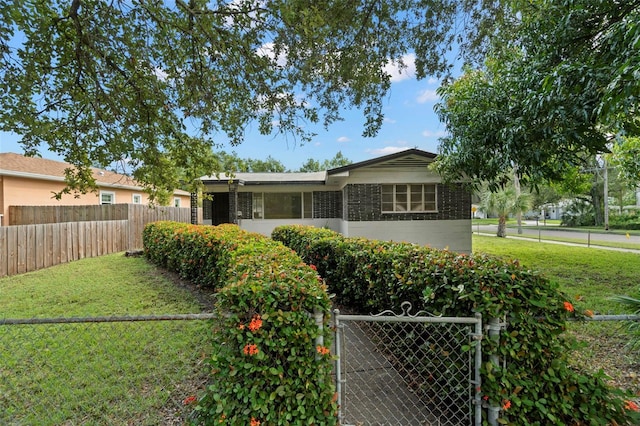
[272,225,640,425]
[143,222,337,425]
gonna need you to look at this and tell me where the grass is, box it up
[473,235,640,392]
[491,231,640,251]
[473,235,640,312]
[0,253,211,425]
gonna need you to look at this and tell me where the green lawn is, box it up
[473,235,640,312]
[473,235,640,392]
[0,253,211,425]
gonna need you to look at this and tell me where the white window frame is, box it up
[174,197,181,207]
[100,191,116,205]
[252,192,313,219]
[381,184,437,213]
[132,194,142,204]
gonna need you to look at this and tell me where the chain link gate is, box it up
[333,303,483,426]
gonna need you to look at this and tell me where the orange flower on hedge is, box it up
[563,301,574,312]
[250,417,261,426]
[502,400,511,410]
[309,264,317,271]
[182,395,197,405]
[243,344,259,356]
[316,345,330,356]
[248,315,263,332]
[624,400,639,412]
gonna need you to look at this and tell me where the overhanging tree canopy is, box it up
[0,0,488,200]
[434,0,640,188]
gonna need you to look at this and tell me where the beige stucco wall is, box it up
[0,175,190,225]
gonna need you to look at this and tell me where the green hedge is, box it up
[143,222,337,425]
[609,211,640,230]
[272,225,640,425]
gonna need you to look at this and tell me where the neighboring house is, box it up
[199,149,472,253]
[0,152,191,226]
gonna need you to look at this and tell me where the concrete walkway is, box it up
[335,315,473,426]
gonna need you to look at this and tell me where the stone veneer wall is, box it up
[237,192,253,221]
[313,191,342,219]
[344,183,470,222]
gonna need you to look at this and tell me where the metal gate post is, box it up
[473,312,483,426]
[487,317,502,426]
[333,309,344,425]
[314,307,324,361]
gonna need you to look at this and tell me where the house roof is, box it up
[199,149,438,185]
[327,148,436,175]
[200,171,327,185]
[0,152,189,195]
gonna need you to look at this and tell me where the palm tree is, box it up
[480,187,532,237]
[611,294,640,354]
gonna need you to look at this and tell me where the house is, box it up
[0,152,191,226]
[199,149,472,253]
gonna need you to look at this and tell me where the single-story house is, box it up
[199,149,472,253]
[0,152,191,226]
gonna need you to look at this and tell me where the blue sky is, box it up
[0,55,449,171]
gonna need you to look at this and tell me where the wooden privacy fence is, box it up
[1,204,194,277]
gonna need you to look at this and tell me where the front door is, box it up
[211,192,230,225]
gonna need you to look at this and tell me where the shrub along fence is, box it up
[0,204,192,277]
[272,224,640,425]
[142,222,337,425]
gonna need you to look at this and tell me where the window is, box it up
[100,191,115,205]
[132,194,142,204]
[381,184,436,213]
[174,197,181,207]
[252,192,313,219]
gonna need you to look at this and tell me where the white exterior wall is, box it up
[237,218,342,237]
[341,219,472,254]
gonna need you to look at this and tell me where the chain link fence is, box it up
[0,314,215,426]
[333,305,483,426]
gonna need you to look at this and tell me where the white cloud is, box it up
[153,67,168,81]
[427,77,439,85]
[256,42,288,67]
[383,117,397,124]
[367,145,411,156]
[383,54,416,83]
[422,130,448,138]
[416,89,439,104]
[337,136,351,143]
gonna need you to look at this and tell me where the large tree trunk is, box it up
[497,216,507,238]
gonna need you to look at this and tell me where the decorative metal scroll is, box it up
[371,301,441,319]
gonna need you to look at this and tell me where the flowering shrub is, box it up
[143,222,337,425]
[272,225,640,425]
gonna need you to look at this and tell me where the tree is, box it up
[246,156,286,173]
[435,1,640,189]
[480,186,531,238]
[610,137,640,190]
[298,151,351,172]
[0,0,484,200]
[298,158,322,173]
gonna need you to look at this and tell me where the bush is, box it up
[143,222,337,425]
[609,210,640,230]
[561,200,595,227]
[273,225,640,425]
